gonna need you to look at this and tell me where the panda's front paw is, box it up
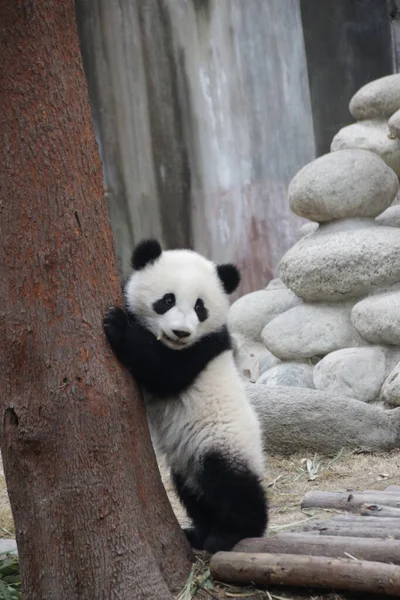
[103,306,128,350]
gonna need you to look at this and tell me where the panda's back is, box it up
[145,350,265,479]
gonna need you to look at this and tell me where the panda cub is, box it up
[103,239,268,553]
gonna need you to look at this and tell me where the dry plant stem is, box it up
[210,552,400,596]
[233,533,400,564]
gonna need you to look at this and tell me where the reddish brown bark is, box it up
[0,1,191,598]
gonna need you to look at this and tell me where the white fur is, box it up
[125,249,229,349]
[145,351,265,485]
[125,248,265,483]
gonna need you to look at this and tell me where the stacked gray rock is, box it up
[230,74,400,410]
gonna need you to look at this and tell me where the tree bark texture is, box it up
[0,1,190,598]
[210,552,400,596]
[234,533,400,565]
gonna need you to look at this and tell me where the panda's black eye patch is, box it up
[194,298,208,322]
[153,293,175,315]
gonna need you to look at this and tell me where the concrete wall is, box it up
[301,0,394,156]
[76,0,396,293]
[76,0,314,293]
[165,0,315,293]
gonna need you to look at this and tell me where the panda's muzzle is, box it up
[157,330,191,347]
[172,329,191,339]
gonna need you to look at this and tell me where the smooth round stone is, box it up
[246,383,400,455]
[381,361,400,407]
[376,205,400,227]
[349,74,400,120]
[289,149,398,222]
[313,347,387,403]
[389,108,400,139]
[352,290,400,345]
[279,220,400,302]
[297,222,319,239]
[261,302,362,360]
[331,120,400,176]
[256,362,314,389]
[228,288,302,341]
[265,277,286,290]
[232,334,268,382]
[258,350,281,375]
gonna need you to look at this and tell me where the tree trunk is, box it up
[0,1,191,599]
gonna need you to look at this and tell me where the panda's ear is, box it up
[216,264,241,294]
[131,239,162,270]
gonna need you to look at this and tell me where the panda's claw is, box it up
[103,306,128,348]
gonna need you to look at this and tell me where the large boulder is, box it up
[381,361,400,407]
[375,205,400,227]
[349,74,400,120]
[258,351,281,376]
[232,334,269,382]
[228,288,302,341]
[246,383,400,455]
[256,362,314,389]
[261,302,362,360]
[289,149,398,222]
[389,107,400,139]
[352,290,400,345]
[331,120,400,176]
[313,347,387,402]
[297,222,319,239]
[280,220,400,302]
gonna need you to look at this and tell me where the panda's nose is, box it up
[172,329,191,339]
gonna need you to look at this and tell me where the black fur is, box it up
[152,293,175,315]
[173,451,268,553]
[194,298,208,322]
[131,239,162,271]
[217,264,241,294]
[103,307,231,397]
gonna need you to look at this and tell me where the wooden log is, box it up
[361,489,400,495]
[234,533,400,564]
[303,521,400,539]
[331,515,400,525]
[301,491,400,511]
[210,552,400,596]
[361,503,400,518]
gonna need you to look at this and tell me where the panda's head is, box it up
[124,239,240,350]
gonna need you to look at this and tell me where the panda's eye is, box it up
[164,293,175,307]
[194,298,208,322]
[153,293,175,315]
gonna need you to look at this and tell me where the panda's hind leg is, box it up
[171,470,215,550]
[199,450,268,554]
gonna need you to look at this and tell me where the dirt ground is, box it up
[162,448,400,600]
[1,449,399,599]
